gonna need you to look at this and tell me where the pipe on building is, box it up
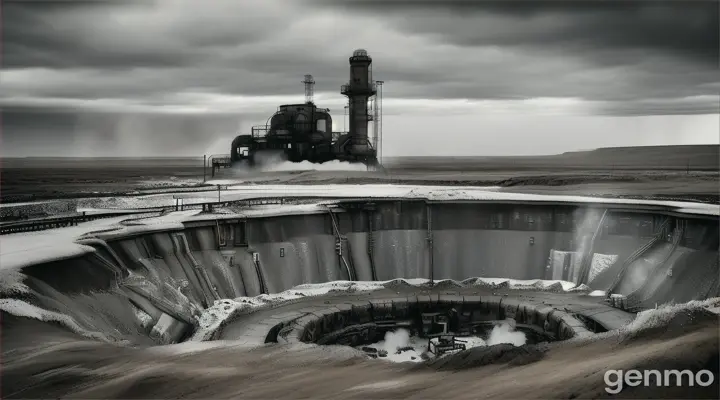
[170,233,215,307]
[177,232,221,301]
[75,238,128,280]
[250,251,268,295]
[76,238,126,269]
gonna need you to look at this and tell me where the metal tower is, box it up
[375,80,384,164]
[341,49,376,155]
[372,96,379,153]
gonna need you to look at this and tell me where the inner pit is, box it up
[265,293,593,363]
[286,295,590,362]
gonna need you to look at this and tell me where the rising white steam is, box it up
[381,328,411,353]
[486,322,527,347]
[264,160,369,172]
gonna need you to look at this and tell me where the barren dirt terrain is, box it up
[1,145,718,203]
[3,302,718,399]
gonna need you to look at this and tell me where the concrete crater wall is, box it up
[4,200,718,346]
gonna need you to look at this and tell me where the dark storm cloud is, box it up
[325,0,718,65]
[3,0,717,104]
[2,0,280,70]
[1,0,718,156]
[4,1,185,69]
[2,0,349,101]
[315,0,719,102]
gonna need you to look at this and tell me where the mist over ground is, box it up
[225,151,370,175]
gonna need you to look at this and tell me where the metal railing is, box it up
[212,157,231,166]
[341,82,377,95]
[0,210,160,235]
[0,195,319,235]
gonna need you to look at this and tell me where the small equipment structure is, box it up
[428,335,468,357]
[422,312,468,356]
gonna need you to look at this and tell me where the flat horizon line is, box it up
[1,144,717,160]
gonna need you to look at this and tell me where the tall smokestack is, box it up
[341,49,376,155]
[303,74,315,104]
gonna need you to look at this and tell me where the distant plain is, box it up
[1,145,718,203]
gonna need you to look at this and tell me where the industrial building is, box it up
[230,49,384,168]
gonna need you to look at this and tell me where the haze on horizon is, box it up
[1,0,718,158]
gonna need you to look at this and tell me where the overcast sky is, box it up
[2,0,718,157]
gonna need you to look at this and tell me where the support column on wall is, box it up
[426,202,434,284]
[365,203,378,281]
